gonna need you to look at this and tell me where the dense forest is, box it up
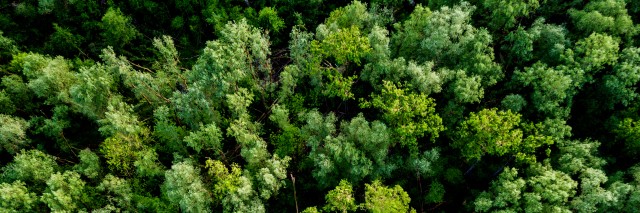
[1,0,640,212]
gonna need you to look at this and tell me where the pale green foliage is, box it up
[175,19,273,128]
[455,109,523,161]
[482,0,541,30]
[41,171,86,212]
[574,33,620,74]
[0,181,38,212]
[205,159,242,205]
[18,53,76,104]
[312,25,371,66]
[363,180,412,213]
[571,168,615,212]
[97,174,133,210]
[322,71,357,100]
[99,98,150,175]
[98,98,149,137]
[554,140,618,212]
[556,140,607,175]
[360,81,444,154]
[323,1,370,30]
[1,149,58,183]
[450,71,484,103]
[0,114,30,154]
[324,180,358,213]
[514,62,574,118]
[302,206,321,213]
[569,0,638,42]
[119,36,182,107]
[222,90,291,211]
[73,149,101,179]
[392,3,502,87]
[162,161,212,213]
[70,63,116,120]
[228,116,269,169]
[475,163,578,212]
[603,166,640,212]
[134,148,164,177]
[183,122,222,154]
[253,155,291,200]
[363,25,445,96]
[302,111,394,187]
[222,175,265,213]
[101,7,139,48]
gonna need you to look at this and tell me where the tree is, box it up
[1,149,58,183]
[454,109,524,161]
[73,149,101,179]
[0,181,38,212]
[392,2,502,89]
[513,62,574,118]
[101,7,139,49]
[475,162,578,212]
[569,0,638,43]
[0,114,30,154]
[302,111,395,187]
[481,0,541,30]
[363,180,413,213]
[324,180,358,213]
[96,174,133,211]
[360,81,444,155]
[69,63,117,120]
[162,161,212,213]
[40,171,86,212]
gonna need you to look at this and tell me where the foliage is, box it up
[162,161,212,213]
[363,180,412,213]
[41,171,86,212]
[0,115,30,154]
[2,0,640,212]
[360,81,444,155]
[0,181,38,212]
[1,149,58,183]
[101,7,139,48]
[324,180,358,213]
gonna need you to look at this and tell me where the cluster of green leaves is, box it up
[2,0,640,212]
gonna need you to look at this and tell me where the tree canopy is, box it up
[1,0,640,212]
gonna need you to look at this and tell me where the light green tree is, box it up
[162,161,212,213]
[363,180,413,213]
[0,181,38,212]
[324,180,358,213]
[73,149,101,179]
[0,114,30,154]
[40,171,86,212]
[1,149,58,183]
[360,81,444,155]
